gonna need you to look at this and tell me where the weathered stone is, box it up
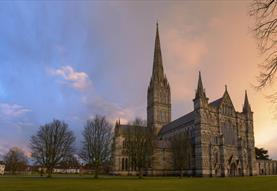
[111,23,276,177]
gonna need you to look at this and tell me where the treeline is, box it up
[2,116,192,178]
[1,115,157,179]
[3,115,113,178]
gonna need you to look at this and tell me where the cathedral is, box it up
[112,23,277,177]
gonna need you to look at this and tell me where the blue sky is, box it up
[0,1,158,156]
[0,1,276,159]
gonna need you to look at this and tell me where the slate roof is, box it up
[159,111,194,135]
[116,124,148,135]
[158,95,225,136]
[209,98,223,108]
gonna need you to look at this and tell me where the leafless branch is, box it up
[250,0,277,89]
[125,118,153,178]
[30,119,75,177]
[3,147,28,175]
[170,132,192,177]
[80,115,113,178]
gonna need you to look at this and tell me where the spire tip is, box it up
[243,89,251,112]
[156,21,159,32]
[195,71,205,98]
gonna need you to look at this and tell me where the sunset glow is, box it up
[0,1,276,159]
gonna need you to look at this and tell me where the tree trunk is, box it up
[94,165,99,179]
[138,168,143,179]
[180,168,183,178]
[47,167,53,178]
[40,168,43,177]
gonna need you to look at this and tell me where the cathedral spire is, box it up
[243,90,251,113]
[152,22,164,80]
[195,71,205,98]
[148,22,171,134]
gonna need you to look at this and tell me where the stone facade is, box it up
[0,161,5,175]
[256,160,277,175]
[111,23,276,177]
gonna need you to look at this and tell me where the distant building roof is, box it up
[117,124,132,131]
[159,111,194,135]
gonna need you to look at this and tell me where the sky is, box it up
[0,1,276,159]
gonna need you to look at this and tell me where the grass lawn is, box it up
[0,175,277,191]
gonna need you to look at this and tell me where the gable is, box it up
[221,91,235,109]
[219,91,236,116]
[209,91,236,115]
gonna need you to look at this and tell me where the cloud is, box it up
[160,26,208,106]
[0,142,31,158]
[49,65,91,91]
[0,103,34,133]
[82,95,137,125]
[0,142,15,157]
[0,103,31,117]
[0,144,8,158]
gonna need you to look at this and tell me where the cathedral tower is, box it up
[147,23,171,134]
[193,72,209,176]
[242,90,257,176]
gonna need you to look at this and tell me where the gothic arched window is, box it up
[121,158,124,171]
[160,90,163,102]
[223,122,236,145]
[164,93,167,104]
[125,158,128,171]
[160,111,164,122]
[122,140,126,149]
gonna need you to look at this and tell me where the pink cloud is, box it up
[49,65,91,91]
[0,103,31,117]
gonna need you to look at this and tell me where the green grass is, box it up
[0,175,277,191]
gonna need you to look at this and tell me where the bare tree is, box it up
[3,147,28,175]
[30,119,75,177]
[170,132,191,177]
[125,118,153,179]
[250,0,277,89]
[80,115,113,179]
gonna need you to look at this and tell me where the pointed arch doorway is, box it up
[230,163,236,176]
